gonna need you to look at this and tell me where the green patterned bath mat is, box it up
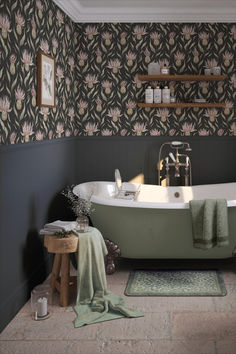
[125,270,227,296]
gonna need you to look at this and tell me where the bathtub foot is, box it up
[104,239,121,274]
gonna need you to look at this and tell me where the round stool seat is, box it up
[44,234,78,253]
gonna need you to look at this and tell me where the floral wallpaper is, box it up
[0,0,77,145]
[75,23,236,137]
[0,0,236,145]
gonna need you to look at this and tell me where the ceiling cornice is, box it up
[53,0,236,23]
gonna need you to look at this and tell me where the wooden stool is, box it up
[44,234,79,307]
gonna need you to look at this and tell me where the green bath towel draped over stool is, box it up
[73,227,143,328]
[189,199,229,250]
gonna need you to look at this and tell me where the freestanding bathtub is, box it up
[73,182,236,259]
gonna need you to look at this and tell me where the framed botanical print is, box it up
[37,51,56,107]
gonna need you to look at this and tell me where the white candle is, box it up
[37,297,47,317]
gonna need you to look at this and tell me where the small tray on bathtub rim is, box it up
[115,190,139,200]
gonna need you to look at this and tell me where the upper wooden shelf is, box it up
[138,75,226,81]
[138,102,226,108]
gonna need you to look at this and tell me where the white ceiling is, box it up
[53,0,236,22]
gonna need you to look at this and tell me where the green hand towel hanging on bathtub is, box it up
[189,199,229,249]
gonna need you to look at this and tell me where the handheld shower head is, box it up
[169,152,176,162]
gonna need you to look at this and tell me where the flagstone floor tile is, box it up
[1,259,236,354]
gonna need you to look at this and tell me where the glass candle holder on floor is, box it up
[31,284,52,321]
[76,215,89,232]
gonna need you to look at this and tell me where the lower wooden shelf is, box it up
[138,74,226,81]
[138,102,226,108]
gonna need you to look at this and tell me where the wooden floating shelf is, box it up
[138,75,226,81]
[138,102,226,108]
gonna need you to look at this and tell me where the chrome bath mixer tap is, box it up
[157,141,192,186]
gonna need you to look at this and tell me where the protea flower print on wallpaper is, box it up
[75,23,235,137]
[0,0,235,145]
[0,0,76,145]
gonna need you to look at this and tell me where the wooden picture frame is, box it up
[37,51,56,107]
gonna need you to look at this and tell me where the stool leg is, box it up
[50,254,61,291]
[60,253,70,307]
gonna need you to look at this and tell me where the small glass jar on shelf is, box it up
[160,64,170,75]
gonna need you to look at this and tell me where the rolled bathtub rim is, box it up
[73,181,236,209]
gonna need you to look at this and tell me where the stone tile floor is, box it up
[0,258,236,354]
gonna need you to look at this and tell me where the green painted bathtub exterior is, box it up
[91,203,236,259]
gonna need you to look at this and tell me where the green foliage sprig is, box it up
[53,230,77,238]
